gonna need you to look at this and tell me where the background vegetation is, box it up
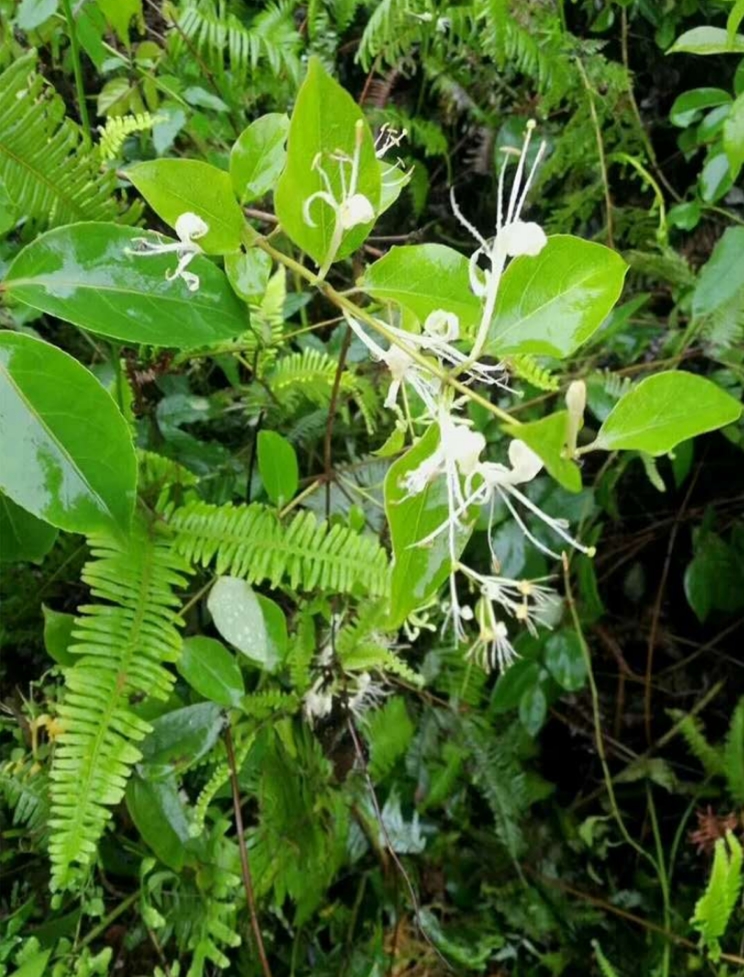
[1,1,744,975]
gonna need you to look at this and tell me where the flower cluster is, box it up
[341,122,595,673]
[303,644,388,724]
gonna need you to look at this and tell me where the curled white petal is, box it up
[175,211,209,244]
[424,309,460,342]
[499,220,547,258]
[507,439,543,484]
[339,192,375,229]
[302,190,338,228]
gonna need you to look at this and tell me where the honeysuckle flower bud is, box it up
[565,379,587,459]
[468,600,518,673]
[424,309,460,342]
[127,211,208,292]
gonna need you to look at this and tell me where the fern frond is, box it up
[691,832,743,962]
[169,500,390,597]
[191,730,255,836]
[723,698,744,805]
[0,52,118,229]
[97,112,158,162]
[591,941,621,977]
[1,761,49,838]
[242,690,299,719]
[175,0,301,85]
[506,354,559,392]
[48,522,190,893]
[673,711,726,779]
[366,697,414,780]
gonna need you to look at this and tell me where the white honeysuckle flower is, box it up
[375,123,408,159]
[424,309,460,342]
[467,603,518,673]
[347,671,388,718]
[457,562,559,637]
[302,121,375,277]
[452,120,548,359]
[127,211,208,292]
[303,682,334,723]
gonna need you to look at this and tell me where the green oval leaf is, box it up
[519,681,548,736]
[0,333,136,535]
[592,372,742,455]
[693,227,744,317]
[670,88,731,128]
[361,243,482,332]
[139,702,225,780]
[0,492,58,563]
[4,223,248,348]
[669,26,744,56]
[126,775,191,870]
[230,113,289,203]
[485,236,628,358]
[724,93,744,180]
[225,248,272,304]
[257,430,299,507]
[128,159,245,254]
[207,575,282,671]
[544,630,587,691]
[178,635,245,708]
[42,605,77,667]
[275,56,380,267]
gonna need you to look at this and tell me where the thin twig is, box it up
[225,726,273,977]
[575,56,614,247]
[644,457,702,744]
[324,324,353,517]
[60,0,91,142]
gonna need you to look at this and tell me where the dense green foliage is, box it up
[1,2,744,976]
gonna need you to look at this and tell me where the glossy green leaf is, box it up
[670,88,731,127]
[0,492,57,563]
[0,333,136,535]
[275,56,380,267]
[225,248,272,303]
[485,236,628,358]
[503,412,581,493]
[693,227,744,317]
[724,93,744,179]
[257,430,299,507]
[207,576,284,670]
[4,224,248,348]
[669,26,744,55]
[42,605,77,667]
[684,531,744,623]
[519,680,548,736]
[128,159,245,254]
[700,153,733,203]
[230,113,289,203]
[544,630,587,691]
[592,372,742,455]
[361,244,482,332]
[97,0,142,44]
[178,635,244,708]
[378,161,413,216]
[126,775,191,870]
[729,0,744,43]
[384,425,474,628]
[139,702,225,780]
[491,659,540,713]
[17,0,58,29]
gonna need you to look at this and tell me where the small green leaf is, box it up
[230,113,289,203]
[207,576,283,671]
[519,681,548,736]
[274,56,380,267]
[724,93,744,179]
[0,493,57,563]
[17,0,58,30]
[225,248,272,304]
[669,88,731,127]
[503,411,582,493]
[128,159,245,254]
[126,775,191,870]
[485,236,628,358]
[361,243,482,332]
[544,630,587,691]
[257,430,299,507]
[669,26,744,55]
[178,636,245,708]
[0,333,136,536]
[684,532,744,622]
[42,606,77,667]
[384,425,474,628]
[96,0,142,44]
[693,227,744,316]
[4,224,248,348]
[699,153,733,203]
[592,372,742,456]
[10,949,52,977]
[139,702,225,780]
[491,659,540,713]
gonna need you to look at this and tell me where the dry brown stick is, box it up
[225,726,273,977]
